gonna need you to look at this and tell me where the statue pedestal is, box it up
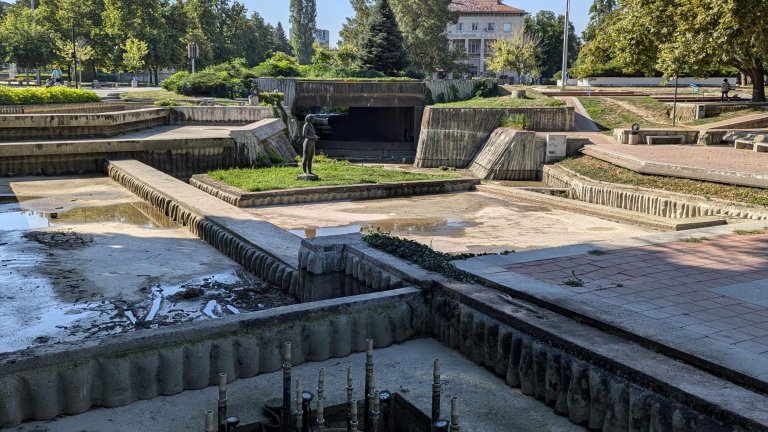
[296,173,320,181]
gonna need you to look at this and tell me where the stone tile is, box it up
[734,339,768,354]
[683,323,720,336]
[709,329,754,344]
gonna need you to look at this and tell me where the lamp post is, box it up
[71,20,78,89]
[560,0,571,89]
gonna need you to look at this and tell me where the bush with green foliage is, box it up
[0,86,101,105]
[500,113,529,130]
[161,71,190,92]
[473,78,499,98]
[253,52,302,77]
[175,71,238,98]
[155,99,182,107]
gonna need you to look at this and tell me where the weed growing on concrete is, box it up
[501,113,529,130]
[564,271,584,287]
[733,227,768,235]
[681,236,710,243]
[588,249,608,256]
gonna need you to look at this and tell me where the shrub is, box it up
[176,71,235,98]
[0,86,100,105]
[155,99,182,107]
[473,78,499,98]
[161,71,190,92]
[254,52,302,77]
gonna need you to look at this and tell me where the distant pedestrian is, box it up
[51,68,63,85]
[721,78,732,101]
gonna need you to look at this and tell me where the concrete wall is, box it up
[229,118,297,166]
[0,288,426,427]
[254,78,298,111]
[414,106,573,168]
[0,108,168,140]
[191,175,480,207]
[0,102,127,115]
[613,128,700,145]
[469,129,544,180]
[576,77,738,87]
[543,165,768,220]
[672,103,765,123]
[168,106,274,125]
[425,79,478,102]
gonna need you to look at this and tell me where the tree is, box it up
[272,22,291,54]
[582,0,616,43]
[524,11,580,79]
[289,0,316,64]
[575,0,767,101]
[486,30,541,80]
[0,7,58,73]
[339,0,374,57]
[122,37,148,76]
[388,0,458,73]
[359,0,408,75]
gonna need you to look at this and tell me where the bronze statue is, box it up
[298,114,320,180]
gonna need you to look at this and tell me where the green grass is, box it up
[577,96,668,131]
[435,94,565,108]
[681,236,710,243]
[208,157,460,192]
[612,96,671,119]
[686,108,764,126]
[733,227,768,235]
[558,156,768,207]
[120,89,232,105]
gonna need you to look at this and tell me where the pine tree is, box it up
[359,0,407,75]
[272,21,291,55]
[289,0,316,64]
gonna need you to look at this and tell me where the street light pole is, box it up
[560,0,571,89]
[72,21,78,89]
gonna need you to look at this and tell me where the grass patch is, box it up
[733,227,768,235]
[120,89,231,105]
[558,156,768,207]
[681,236,710,243]
[500,113,529,129]
[435,95,565,108]
[686,108,764,126]
[209,156,459,192]
[577,96,668,132]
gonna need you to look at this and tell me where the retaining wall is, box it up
[229,118,298,166]
[0,102,127,115]
[469,129,543,180]
[191,175,479,207]
[168,106,274,125]
[0,108,168,140]
[543,165,768,220]
[414,106,574,168]
[425,79,477,103]
[613,128,700,145]
[672,103,764,123]
[0,288,427,427]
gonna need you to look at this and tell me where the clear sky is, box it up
[246,0,592,47]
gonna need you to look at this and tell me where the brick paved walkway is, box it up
[455,226,768,387]
[504,233,768,355]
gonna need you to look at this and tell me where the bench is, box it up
[234,98,250,106]
[646,135,686,145]
[195,97,215,106]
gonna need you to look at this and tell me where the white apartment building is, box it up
[314,29,330,48]
[448,0,527,76]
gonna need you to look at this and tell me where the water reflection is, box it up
[0,200,177,231]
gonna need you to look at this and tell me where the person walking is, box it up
[721,78,732,102]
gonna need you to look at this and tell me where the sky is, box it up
[247,0,592,47]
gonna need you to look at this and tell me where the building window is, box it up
[471,22,479,31]
[457,23,463,31]
[468,40,480,54]
[503,23,512,33]
[486,23,495,32]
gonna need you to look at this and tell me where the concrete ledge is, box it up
[190,174,480,207]
[613,128,699,145]
[0,288,426,427]
[583,145,768,189]
[106,160,302,290]
[168,106,275,125]
[0,102,127,115]
[477,183,727,231]
[0,108,168,140]
[544,165,768,220]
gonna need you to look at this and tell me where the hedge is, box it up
[0,86,101,105]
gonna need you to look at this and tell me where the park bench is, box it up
[646,135,686,145]
[234,98,249,106]
[191,97,215,106]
